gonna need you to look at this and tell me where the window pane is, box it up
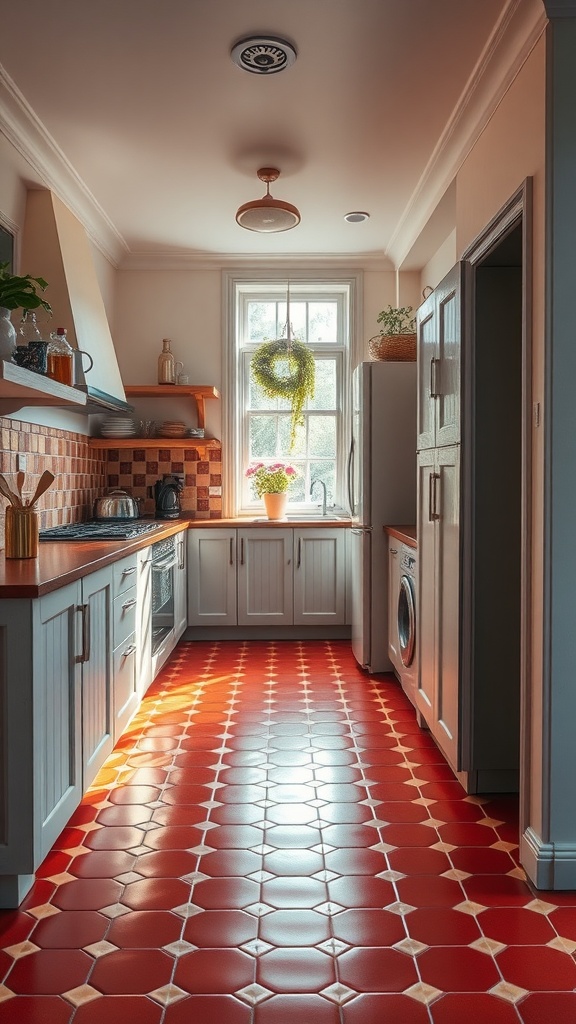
[248,302,276,342]
[278,301,306,340]
[309,302,338,344]
[309,359,336,410]
[310,462,336,505]
[249,415,278,457]
[309,415,336,457]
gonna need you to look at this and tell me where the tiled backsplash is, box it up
[102,445,222,518]
[0,417,107,539]
[0,417,222,545]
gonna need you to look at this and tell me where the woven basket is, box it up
[368,333,417,362]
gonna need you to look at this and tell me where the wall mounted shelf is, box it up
[0,360,87,415]
[123,385,220,429]
[89,437,220,451]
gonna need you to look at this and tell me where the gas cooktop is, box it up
[39,521,164,541]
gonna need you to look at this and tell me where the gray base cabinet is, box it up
[188,527,347,630]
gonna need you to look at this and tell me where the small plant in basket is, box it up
[246,462,298,497]
[369,305,416,361]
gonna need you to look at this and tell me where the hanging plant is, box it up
[251,337,315,449]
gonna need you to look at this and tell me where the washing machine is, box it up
[397,543,418,703]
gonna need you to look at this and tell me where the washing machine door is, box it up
[398,575,416,668]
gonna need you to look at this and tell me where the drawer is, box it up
[114,585,137,646]
[113,556,138,598]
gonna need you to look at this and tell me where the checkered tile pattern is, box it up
[1,640,576,1023]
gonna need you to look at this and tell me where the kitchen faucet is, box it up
[310,479,327,516]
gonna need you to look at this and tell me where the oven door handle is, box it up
[152,554,178,571]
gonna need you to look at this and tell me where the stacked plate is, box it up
[158,420,186,438]
[100,416,137,438]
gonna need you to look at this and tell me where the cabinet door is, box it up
[416,446,461,770]
[174,530,188,638]
[293,529,346,626]
[387,539,401,673]
[237,529,293,626]
[188,529,237,626]
[417,263,463,450]
[435,445,460,768]
[81,565,114,788]
[35,583,83,862]
[416,449,436,720]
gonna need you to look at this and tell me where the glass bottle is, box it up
[47,326,73,386]
[18,311,43,346]
[158,338,176,384]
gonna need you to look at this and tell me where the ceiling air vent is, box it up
[230,36,297,75]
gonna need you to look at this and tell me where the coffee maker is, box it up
[154,475,183,519]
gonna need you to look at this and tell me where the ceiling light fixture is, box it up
[230,35,297,75]
[344,211,370,223]
[236,168,301,233]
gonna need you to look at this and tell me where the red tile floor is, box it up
[1,640,576,1024]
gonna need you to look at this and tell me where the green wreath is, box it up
[251,338,315,449]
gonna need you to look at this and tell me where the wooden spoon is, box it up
[0,473,22,507]
[16,471,25,504]
[27,470,55,508]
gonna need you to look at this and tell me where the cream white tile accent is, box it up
[0,985,14,1002]
[320,983,357,1004]
[46,872,76,886]
[384,901,416,916]
[489,981,529,1003]
[187,844,216,856]
[547,935,576,954]
[100,903,131,919]
[394,937,428,956]
[469,937,506,955]
[432,841,457,853]
[163,940,197,956]
[235,984,274,1006]
[316,938,349,956]
[4,941,40,959]
[377,870,406,882]
[491,840,519,852]
[454,900,486,916]
[172,903,204,919]
[404,982,443,1004]
[314,901,345,916]
[63,985,101,1007]
[26,903,60,920]
[84,940,118,958]
[441,868,470,881]
[525,898,557,915]
[115,872,144,885]
[370,841,397,854]
[240,939,274,957]
[507,867,527,881]
[244,902,274,917]
[148,984,189,1006]
[477,816,505,827]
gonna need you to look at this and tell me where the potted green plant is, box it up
[368,304,416,361]
[0,262,52,361]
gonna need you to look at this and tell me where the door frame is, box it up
[461,178,533,832]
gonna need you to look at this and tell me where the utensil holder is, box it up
[5,506,39,558]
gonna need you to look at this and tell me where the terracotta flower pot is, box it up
[263,492,288,520]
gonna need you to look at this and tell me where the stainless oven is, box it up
[151,535,178,656]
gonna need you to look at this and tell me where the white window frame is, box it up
[222,270,363,518]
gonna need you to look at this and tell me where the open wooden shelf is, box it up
[123,385,220,429]
[89,436,221,451]
[0,360,87,414]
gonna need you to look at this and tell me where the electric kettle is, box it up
[154,475,183,519]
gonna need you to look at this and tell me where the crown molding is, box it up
[387,0,546,269]
[118,251,394,272]
[0,65,128,268]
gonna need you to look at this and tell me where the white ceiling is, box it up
[0,0,533,268]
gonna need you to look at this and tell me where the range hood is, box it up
[21,190,132,413]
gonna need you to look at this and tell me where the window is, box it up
[224,274,359,517]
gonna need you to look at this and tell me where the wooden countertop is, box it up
[0,516,351,598]
[384,524,417,548]
[0,521,189,599]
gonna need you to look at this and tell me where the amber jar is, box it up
[47,327,73,386]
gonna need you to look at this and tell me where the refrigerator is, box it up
[349,360,417,672]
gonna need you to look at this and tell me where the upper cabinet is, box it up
[417,263,464,451]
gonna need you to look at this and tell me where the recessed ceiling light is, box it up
[344,212,370,223]
[231,36,297,75]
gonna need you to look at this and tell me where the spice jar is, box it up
[47,327,73,386]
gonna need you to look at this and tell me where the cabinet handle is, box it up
[122,566,137,576]
[142,557,153,566]
[240,537,244,565]
[297,537,302,569]
[122,644,137,658]
[429,472,440,521]
[229,537,234,565]
[122,598,137,611]
[76,603,90,663]
[178,538,185,570]
[430,357,440,398]
[390,547,398,554]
